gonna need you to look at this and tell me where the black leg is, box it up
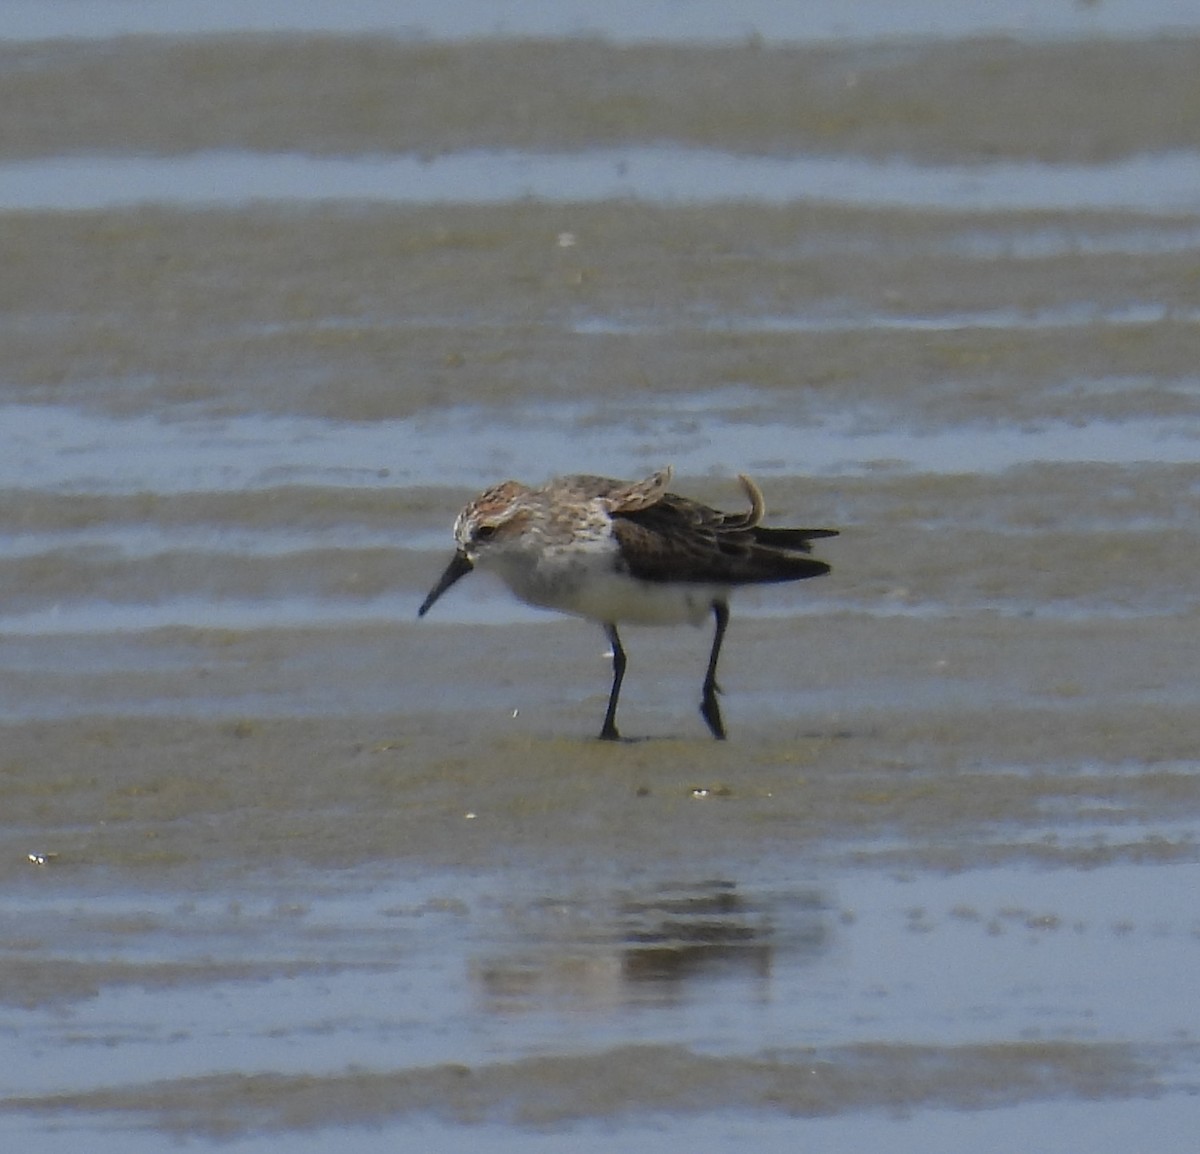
[699,601,729,740]
[599,623,626,741]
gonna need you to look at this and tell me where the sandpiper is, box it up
[418,467,836,740]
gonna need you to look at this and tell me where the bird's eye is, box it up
[475,525,497,541]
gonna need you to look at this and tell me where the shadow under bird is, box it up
[418,467,837,740]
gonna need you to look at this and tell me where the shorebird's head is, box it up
[417,481,532,617]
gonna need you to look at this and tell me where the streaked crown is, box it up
[453,481,532,556]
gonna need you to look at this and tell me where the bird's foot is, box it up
[700,691,727,740]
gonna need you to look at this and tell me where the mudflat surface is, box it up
[1,12,1199,1153]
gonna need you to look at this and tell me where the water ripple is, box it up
[1,148,1199,213]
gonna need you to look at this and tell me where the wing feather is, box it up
[611,486,834,585]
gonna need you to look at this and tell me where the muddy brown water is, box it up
[1,15,1200,1153]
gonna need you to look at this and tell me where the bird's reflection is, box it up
[619,881,771,983]
[473,878,831,1013]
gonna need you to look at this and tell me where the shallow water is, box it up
[5,398,1199,497]
[2,5,1200,1150]
[6,859,1200,1097]
[4,0,1200,42]
[3,148,1200,212]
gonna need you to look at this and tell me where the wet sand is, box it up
[4,37,1200,162]
[2,22,1200,1153]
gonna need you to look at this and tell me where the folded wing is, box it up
[611,493,836,586]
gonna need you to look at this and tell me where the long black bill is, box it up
[418,550,474,617]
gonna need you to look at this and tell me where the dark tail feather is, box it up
[778,557,831,580]
[753,526,839,552]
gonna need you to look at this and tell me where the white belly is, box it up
[528,568,725,626]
